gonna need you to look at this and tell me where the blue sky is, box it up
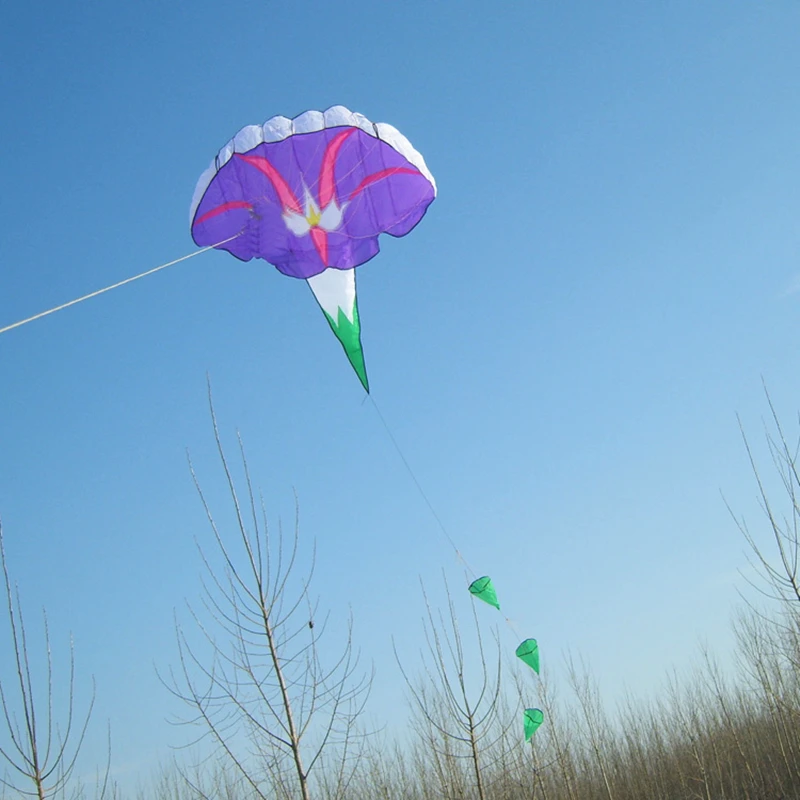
[1,0,800,788]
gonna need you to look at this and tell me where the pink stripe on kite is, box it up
[319,128,357,209]
[236,154,302,214]
[349,167,419,200]
[195,200,253,226]
[310,227,329,267]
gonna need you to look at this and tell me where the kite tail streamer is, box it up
[0,233,242,337]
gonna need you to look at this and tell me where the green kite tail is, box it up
[524,708,544,741]
[515,639,540,674]
[468,576,500,610]
[306,267,369,392]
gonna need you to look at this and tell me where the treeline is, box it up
[147,603,799,800]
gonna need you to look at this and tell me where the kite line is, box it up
[365,393,518,634]
[370,393,521,631]
[368,394,475,576]
[368,392,543,739]
[0,233,242,337]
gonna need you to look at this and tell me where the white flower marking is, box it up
[283,186,346,237]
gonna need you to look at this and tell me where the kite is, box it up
[516,639,540,674]
[468,576,500,610]
[190,106,437,391]
[523,708,544,742]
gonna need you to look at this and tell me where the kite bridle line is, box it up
[0,233,243,337]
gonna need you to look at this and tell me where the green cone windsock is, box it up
[468,576,500,610]
[516,639,540,674]
[524,708,544,742]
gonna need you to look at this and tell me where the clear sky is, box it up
[1,0,800,789]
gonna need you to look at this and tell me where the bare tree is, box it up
[164,398,371,800]
[396,576,513,800]
[729,388,800,608]
[564,656,615,800]
[503,668,570,800]
[0,520,96,799]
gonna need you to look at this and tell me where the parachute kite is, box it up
[190,106,437,391]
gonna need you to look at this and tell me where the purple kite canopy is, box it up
[189,106,436,392]
[190,106,437,280]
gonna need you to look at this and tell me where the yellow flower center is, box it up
[306,205,322,227]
